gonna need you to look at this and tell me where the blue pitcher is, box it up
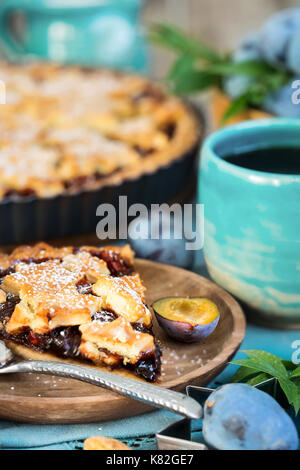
[0,0,148,71]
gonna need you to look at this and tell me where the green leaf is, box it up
[232,358,276,375]
[292,379,300,415]
[231,350,300,415]
[221,93,249,123]
[167,56,219,94]
[151,22,293,126]
[289,366,300,379]
[266,72,290,91]
[282,360,298,371]
[150,24,221,62]
[230,366,262,383]
[242,350,289,379]
[206,60,276,78]
[246,373,271,386]
[278,378,299,410]
[167,55,195,81]
[247,89,265,106]
[293,396,300,415]
[172,71,219,94]
[231,359,288,382]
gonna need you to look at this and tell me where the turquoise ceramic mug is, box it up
[199,119,300,328]
[0,0,147,71]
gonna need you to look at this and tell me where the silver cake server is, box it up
[0,341,202,420]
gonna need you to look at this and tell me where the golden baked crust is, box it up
[0,242,134,271]
[79,317,155,366]
[2,259,103,334]
[0,63,199,201]
[92,273,151,324]
[84,436,131,450]
[0,242,161,381]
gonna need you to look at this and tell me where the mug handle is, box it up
[0,0,27,57]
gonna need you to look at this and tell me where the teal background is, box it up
[0,0,147,71]
[199,119,300,325]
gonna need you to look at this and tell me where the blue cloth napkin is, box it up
[0,410,180,450]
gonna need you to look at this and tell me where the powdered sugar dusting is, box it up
[4,258,101,312]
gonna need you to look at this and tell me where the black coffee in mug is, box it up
[224,146,300,174]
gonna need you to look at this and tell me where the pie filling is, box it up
[0,243,161,382]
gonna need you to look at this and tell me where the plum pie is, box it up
[0,243,161,381]
[0,62,199,201]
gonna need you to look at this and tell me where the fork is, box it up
[0,342,202,420]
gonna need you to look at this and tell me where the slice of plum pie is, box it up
[0,243,161,382]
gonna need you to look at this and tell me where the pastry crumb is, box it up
[84,436,131,451]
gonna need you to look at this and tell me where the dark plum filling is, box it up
[133,146,155,158]
[92,310,118,323]
[0,301,161,382]
[160,121,176,140]
[76,277,93,295]
[2,172,106,200]
[0,300,161,381]
[132,322,152,335]
[0,293,20,320]
[88,249,134,276]
[49,327,82,358]
[133,345,162,382]
[131,85,166,104]
[3,188,36,200]
[63,173,106,191]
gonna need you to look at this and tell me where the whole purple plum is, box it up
[203,384,299,450]
[260,8,300,70]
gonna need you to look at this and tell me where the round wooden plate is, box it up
[0,259,246,424]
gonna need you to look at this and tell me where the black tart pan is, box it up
[0,108,203,245]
